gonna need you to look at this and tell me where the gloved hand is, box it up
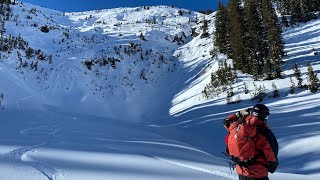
[223,118,233,128]
[267,161,279,173]
[236,108,251,118]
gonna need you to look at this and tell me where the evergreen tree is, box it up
[292,63,303,88]
[228,86,234,97]
[195,16,199,24]
[276,0,318,23]
[210,72,217,87]
[201,18,209,38]
[291,1,302,22]
[257,85,265,102]
[307,62,319,93]
[277,0,290,14]
[244,0,266,79]
[289,77,295,94]
[226,94,232,104]
[261,0,285,79]
[272,81,280,97]
[202,88,209,99]
[244,82,249,94]
[215,1,228,53]
[206,62,236,95]
[0,1,8,50]
[300,0,314,22]
[313,0,319,11]
[226,0,248,73]
[139,33,146,41]
[227,64,236,83]
[191,27,199,37]
[252,82,258,97]
[226,86,234,104]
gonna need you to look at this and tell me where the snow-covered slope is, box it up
[2,2,201,121]
[1,1,320,180]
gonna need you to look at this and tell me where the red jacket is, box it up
[224,114,278,178]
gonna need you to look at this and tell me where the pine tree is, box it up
[226,0,248,73]
[227,64,236,83]
[244,82,249,94]
[311,0,320,11]
[139,33,146,41]
[277,0,290,14]
[202,88,209,99]
[252,82,258,97]
[226,86,234,104]
[191,27,199,37]
[226,94,232,104]
[291,1,302,22]
[276,0,318,23]
[244,0,266,79]
[0,1,7,50]
[228,86,234,97]
[195,16,199,24]
[272,82,280,97]
[292,63,303,88]
[215,1,228,53]
[307,62,319,93]
[201,18,209,38]
[300,0,314,22]
[206,62,236,96]
[257,85,265,102]
[261,0,285,79]
[289,77,295,94]
[211,72,219,88]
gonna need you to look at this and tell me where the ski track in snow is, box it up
[155,157,237,180]
[1,144,65,180]
[1,108,65,180]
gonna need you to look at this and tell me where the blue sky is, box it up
[20,0,228,12]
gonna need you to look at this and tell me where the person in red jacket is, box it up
[224,104,279,180]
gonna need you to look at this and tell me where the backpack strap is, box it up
[223,151,257,168]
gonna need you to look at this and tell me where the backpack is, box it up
[224,108,279,172]
[226,119,258,167]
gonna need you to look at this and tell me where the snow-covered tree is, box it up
[272,82,280,97]
[289,77,295,94]
[292,63,303,88]
[307,62,319,93]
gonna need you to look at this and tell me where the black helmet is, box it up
[251,104,269,121]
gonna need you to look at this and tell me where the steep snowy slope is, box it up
[1,2,201,121]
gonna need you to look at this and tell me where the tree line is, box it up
[276,0,320,24]
[215,0,284,80]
